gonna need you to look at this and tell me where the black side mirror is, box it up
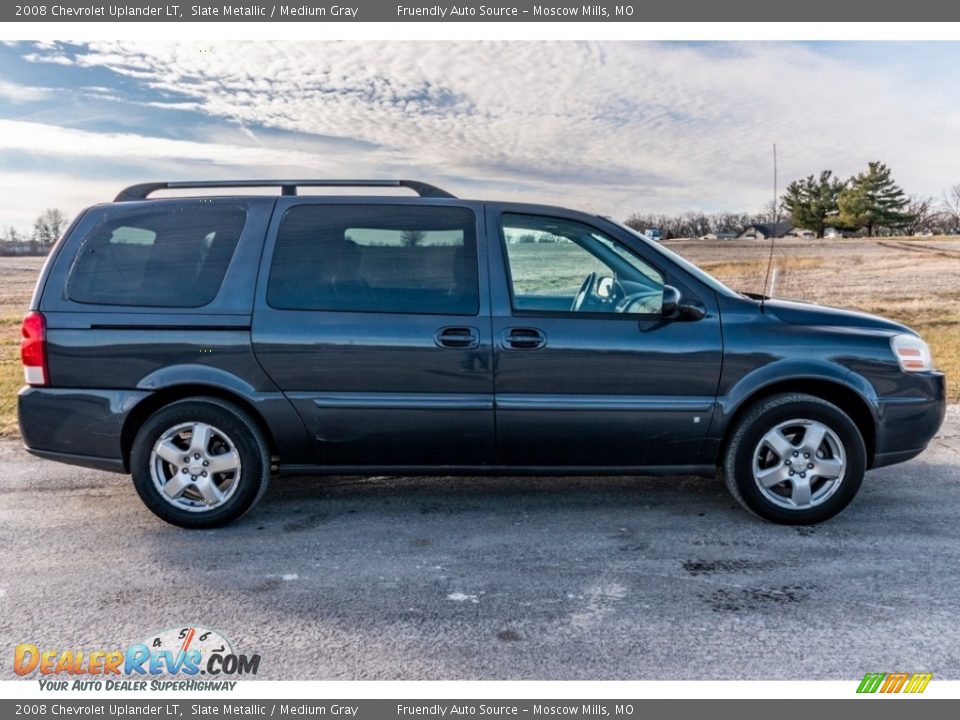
[661,285,680,317]
[661,285,706,321]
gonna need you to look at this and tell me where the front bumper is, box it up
[871,371,947,469]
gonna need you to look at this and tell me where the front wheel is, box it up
[722,393,866,524]
[130,398,270,528]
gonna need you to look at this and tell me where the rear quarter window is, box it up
[66,204,246,307]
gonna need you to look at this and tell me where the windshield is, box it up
[609,220,741,298]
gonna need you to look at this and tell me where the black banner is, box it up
[2,700,960,719]
[5,0,960,22]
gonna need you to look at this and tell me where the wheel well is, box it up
[121,385,278,471]
[719,379,876,465]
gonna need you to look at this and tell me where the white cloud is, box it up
[0,120,397,228]
[22,52,74,66]
[0,118,347,168]
[8,41,960,226]
[0,79,52,103]
[0,170,120,231]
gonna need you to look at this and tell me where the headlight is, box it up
[890,334,933,372]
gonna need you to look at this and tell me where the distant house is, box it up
[737,222,794,240]
[0,241,46,257]
[701,231,738,241]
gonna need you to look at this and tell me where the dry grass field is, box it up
[0,257,44,436]
[0,236,957,437]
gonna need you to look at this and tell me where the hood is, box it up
[761,298,913,334]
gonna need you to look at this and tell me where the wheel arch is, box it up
[120,384,278,472]
[717,378,877,468]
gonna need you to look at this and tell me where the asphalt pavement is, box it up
[1,407,958,680]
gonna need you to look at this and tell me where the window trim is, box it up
[265,203,482,318]
[497,212,668,321]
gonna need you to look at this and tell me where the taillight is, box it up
[20,311,48,387]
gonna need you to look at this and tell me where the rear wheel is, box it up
[722,393,866,524]
[131,398,270,528]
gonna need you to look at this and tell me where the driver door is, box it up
[487,206,723,469]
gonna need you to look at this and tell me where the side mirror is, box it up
[661,285,706,321]
[661,285,680,317]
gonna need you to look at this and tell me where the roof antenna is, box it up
[760,143,778,313]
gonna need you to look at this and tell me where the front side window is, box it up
[501,213,664,315]
[67,205,246,307]
[268,205,479,315]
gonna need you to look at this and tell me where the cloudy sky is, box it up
[0,40,957,231]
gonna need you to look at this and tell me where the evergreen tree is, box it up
[781,171,843,238]
[836,162,911,236]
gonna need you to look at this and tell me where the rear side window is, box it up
[66,205,246,307]
[267,204,479,315]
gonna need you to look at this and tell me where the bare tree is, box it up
[943,184,960,231]
[400,229,425,247]
[2,225,24,243]
[32,208,69,246]
[902,196,935,235]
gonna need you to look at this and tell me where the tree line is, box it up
[624,207,781,241]
[6,167,960,252]
[0,208,70,255]
[626,163,960,239]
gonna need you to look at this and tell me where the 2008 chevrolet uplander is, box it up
[18,180,946,527]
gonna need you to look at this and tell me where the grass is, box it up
[0,313,23,437]
[699,257,823,277]
[912,325,960,403]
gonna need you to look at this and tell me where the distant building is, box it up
[0,241,46,256]
[737,222,794,240]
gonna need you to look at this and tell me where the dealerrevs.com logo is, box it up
[14,626,260,691]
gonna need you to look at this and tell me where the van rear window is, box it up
[66,205,246,307]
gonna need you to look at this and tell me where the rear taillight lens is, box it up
[21,311,48,386]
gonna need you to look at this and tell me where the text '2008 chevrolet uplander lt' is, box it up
[18,180,946,527]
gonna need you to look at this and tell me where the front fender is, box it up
[706,358,880,454]
[720,358,878,417]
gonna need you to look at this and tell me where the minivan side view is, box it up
[18,179,946,528]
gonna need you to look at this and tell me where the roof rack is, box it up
[113,179,457,202]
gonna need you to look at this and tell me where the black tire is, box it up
[130,397,270,528]
[722,393,866,525]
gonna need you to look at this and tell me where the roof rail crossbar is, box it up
[113,179,456,202]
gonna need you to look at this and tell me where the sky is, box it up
[0,40,958,232]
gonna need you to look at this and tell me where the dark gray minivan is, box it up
[18,180,946,527]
